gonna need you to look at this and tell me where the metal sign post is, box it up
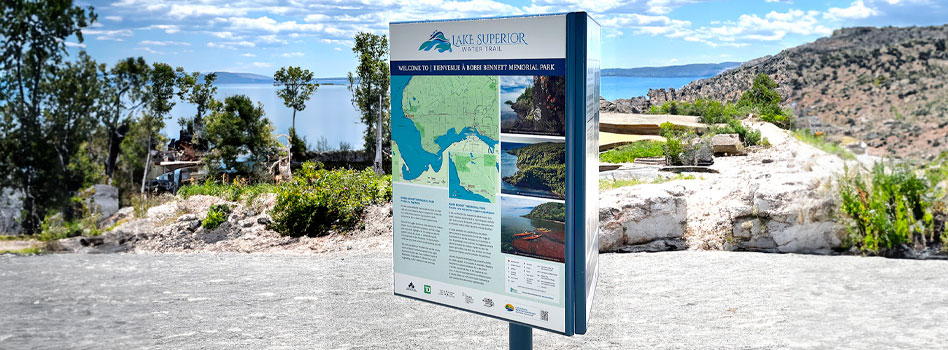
[509,323,533,350]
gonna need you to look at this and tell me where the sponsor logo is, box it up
[540,310,549,321]
[463,293,474,304]
[438,289,455,298]
[505,304,514,312]
[424,285,431,294]
[418,31,452,53]
[483,298,494,307]
[406,282,416,292]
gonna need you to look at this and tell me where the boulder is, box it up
[83,184,119,219]
[0,188,23,234]
[711,134,745,155]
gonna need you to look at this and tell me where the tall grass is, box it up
[839,161,947,253]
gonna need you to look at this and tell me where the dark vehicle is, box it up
[149,173,175,194]
[149,167,206,194]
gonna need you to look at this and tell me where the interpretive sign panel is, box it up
[390,12,600,336]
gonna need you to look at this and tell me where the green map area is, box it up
[403,76,499,155]
[450,152,499,203]
[392,75,500,188]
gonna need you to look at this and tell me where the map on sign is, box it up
[449,152,499,203]
[392,75,500,189]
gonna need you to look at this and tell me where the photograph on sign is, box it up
[500,76,566,136]
[500,140,565,200]
[500,195,566,263]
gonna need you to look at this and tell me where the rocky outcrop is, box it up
[54,194,394,254]
[598,121,852,254]
[606,25,948,158]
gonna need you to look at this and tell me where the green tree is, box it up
[101,57,150,180]
[738,73,782,116]
[44,52,106,217]
[273,66,317,131]
[203,95,276,179]
[117,116,163,204]
[139,62,177,194]
[0,0,96,232]
[347,32,390,157]
[175,69,219,143]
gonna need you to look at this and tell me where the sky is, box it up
[69,0,948,78]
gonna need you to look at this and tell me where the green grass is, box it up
[0,246,43,255]
[178,181,276,206]
[793,129,856,160]
[0,235,29,241]
[600,140,665,163]
[600,174,698,191]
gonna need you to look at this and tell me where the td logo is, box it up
[424,285,431,294]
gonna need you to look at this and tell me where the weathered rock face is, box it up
[86,185,119,220]
[598,121,850,254]
[605,25,948,158]
[0,188,23,235]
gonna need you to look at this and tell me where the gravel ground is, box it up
[1,250,946,349]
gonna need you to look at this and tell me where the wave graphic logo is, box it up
[418,31,452,53]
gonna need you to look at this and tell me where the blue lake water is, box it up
[163,80,363,150]
[600,75,709,101]
[161,76,706,150]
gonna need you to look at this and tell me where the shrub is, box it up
[711,119,762,147]
[203,204,231,230]
[270,162,391,237]
[839,161,947,254]
[600,140,665,163]
[663,134,687,166]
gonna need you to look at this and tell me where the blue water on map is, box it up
[391,75,499,181]
[448,157,491,203]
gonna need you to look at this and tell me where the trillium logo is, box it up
[505,304,514,312]
[418,30,452,53]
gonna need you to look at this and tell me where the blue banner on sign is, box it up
[391,59,566,76]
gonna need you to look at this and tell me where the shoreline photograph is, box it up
[500,195,566,263]
[500,140,565,200]
[500,75,566,136]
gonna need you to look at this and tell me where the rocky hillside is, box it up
[603,25,948,158]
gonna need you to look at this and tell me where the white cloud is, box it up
[84,28,133,41]
[241,53,256,57]
[279,52,304,58]
[825,0,879,20]
[251,62,271,68]
[144,24,180,34]
[140,40,190,46]
[64,41,86,48]
[207,41,255,49]
[104,16,123,22]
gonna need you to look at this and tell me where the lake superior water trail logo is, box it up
[419,31,452,53]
